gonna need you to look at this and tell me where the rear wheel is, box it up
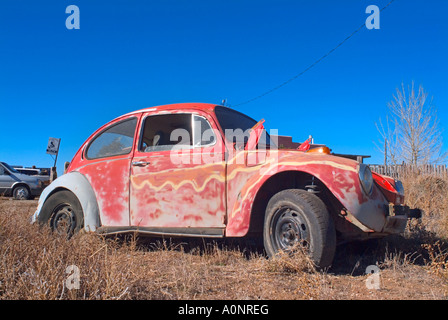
[40,190,84,236]
[263,189,336,269]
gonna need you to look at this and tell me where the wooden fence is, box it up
[369,164,448,179]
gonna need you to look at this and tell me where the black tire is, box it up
[263,189,336,269]
[39,190,84,236]
[13,185,31,200]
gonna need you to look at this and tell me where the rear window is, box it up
[86,117,137,159]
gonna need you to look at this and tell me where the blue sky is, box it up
[1,0,447,173]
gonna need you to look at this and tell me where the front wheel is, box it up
[263,189,336,270]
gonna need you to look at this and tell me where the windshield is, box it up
[1,162,19,173]
[214,106,275,148]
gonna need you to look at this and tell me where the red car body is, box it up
[32,103,418,267]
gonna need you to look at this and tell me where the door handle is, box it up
[132,161,150,167]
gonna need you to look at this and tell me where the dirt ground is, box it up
[0,197,447,300]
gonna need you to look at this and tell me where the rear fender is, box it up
[31,172,101,232]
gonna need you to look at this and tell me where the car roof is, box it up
[122,103,219,118]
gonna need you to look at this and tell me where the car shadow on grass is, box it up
[330,229,448,276]
[110,226,447,277]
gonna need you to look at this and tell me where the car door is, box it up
[129,110,226,235]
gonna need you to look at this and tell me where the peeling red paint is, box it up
[64,103,408,238]
[77,158,131,226]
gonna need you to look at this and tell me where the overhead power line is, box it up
[233,0,397,107]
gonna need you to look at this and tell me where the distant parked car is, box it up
[14,167,40,176]
[32,103,421,269]
[0,162,44,200]
[13,167,51,187]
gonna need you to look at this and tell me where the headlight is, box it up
[358,164,373,195]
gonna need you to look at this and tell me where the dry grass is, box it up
[401,172,448,237]
[1,173,447,300]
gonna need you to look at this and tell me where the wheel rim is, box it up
[51,204,76,235]
[15,187,29,200]
[271,207,310,252]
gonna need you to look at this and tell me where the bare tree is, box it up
[376,82,446,165]
[376,115,399,165]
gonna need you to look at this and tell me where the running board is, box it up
[96,226,225,238]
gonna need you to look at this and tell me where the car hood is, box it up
[274,149,360,171]
[274,150,402,203]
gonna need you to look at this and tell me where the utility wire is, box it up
[233,0,397,107]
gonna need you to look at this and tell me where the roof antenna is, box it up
[221,99,232,108]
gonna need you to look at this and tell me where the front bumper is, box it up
[382,204,422,234]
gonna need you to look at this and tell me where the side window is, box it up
[193,115,216,147]
[86,118,137,159]
[139,114,193,152]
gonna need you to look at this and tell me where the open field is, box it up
[0,172,447,300]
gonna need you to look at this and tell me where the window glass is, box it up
[214,106,274,148]
[193,115,216,146]
[86,118,137,159]
[214,106,257,133]
[140,114,193,152]
[1,162,19,174]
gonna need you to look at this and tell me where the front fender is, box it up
[225,152,388,237]
[31,172,101,232]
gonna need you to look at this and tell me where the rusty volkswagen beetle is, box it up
[32,103,420,268]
